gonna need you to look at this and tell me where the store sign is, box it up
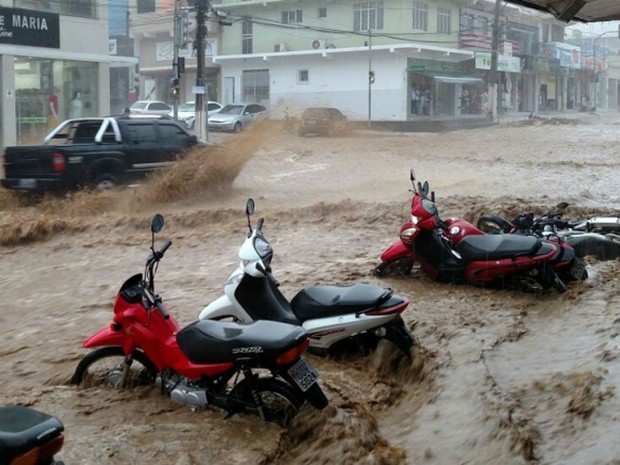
[156,39,218,61]
[0,7,60,49]
[475,52,521,73]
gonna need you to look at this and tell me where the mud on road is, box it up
[1,114,619,465]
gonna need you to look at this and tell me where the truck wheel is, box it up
[91,172,119,191]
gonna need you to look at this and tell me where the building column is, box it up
[99,62,111,117]
[1,54,16,148]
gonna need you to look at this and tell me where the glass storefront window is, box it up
[17,0,97,19]
[14,57,99,144]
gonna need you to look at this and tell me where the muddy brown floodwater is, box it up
[1,113,620,465]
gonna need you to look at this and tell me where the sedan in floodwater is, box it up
[208,103,268,133]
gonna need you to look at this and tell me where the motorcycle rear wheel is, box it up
[229,377,304,427]
[72,346,157,389]
[373,257,414,277]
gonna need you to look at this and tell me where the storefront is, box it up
[0,6,136,147]
[408,58,486,118]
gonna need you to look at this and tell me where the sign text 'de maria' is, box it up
[0,7,60,48]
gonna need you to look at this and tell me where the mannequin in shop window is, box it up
[47,90,59,129]
[70,91,83,119]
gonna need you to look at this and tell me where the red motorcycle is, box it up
[72,214,327,426]
[374,170,587,293]
[0,405,65,465]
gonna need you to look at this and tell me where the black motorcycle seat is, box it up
[0,405,64,454]
[176,319,307,365]
[456,234,541,261]
[290,283,393,322]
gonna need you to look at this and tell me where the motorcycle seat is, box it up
[291,283,393,322]
[176,319,307,365]
[0,405,64,457]
[456,234,541,261]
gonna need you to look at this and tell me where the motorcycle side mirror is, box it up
[151,214,165,234]
[422,181,430,197]
[246,198,255,217]
[556,202,569,210]
[409,168,416,182]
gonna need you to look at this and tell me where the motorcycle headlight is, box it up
[411,215,419,224]
[253,236,272,258]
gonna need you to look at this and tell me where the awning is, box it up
[501,0,620,22]
[432,75,484,84]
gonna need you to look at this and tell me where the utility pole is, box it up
[194,0,209,142]
[367,29,372,128]
[489,0,502,122]
[172,0,181,120]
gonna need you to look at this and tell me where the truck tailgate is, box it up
[3,146,56,176]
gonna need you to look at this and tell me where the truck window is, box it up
[158,123,191,144]
[72,122,101,143]
[126,123,158,145]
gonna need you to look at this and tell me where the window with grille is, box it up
[242,70,270,103]
[437,7,451,34]
[281,10,303,23]
[412,2,427,31]
[318,7,327,18]
[242,19,253,54]
[353,2,384,32]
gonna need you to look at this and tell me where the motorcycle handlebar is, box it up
[154,299,170,320]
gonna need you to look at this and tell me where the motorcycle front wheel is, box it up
[229,377,304,427]
[72,346,158,389]
[373,257,414,277]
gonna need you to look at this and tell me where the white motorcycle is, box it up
[199,198,416,358]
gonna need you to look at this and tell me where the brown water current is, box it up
[1,113,619,464]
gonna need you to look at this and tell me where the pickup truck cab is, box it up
[1,116,199,192]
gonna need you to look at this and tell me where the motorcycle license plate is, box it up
[287,357,318,392]
[570,259,586,280]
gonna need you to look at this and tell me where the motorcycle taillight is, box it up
[276,339,310,365]
[11,434,64,465]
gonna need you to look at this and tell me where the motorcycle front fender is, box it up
[382,316,415,356]
[83,325,134,353]
[380,240,413,263]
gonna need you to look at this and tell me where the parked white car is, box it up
[129,100,172,116]
[174,101,223,129]
[208,103,268,133]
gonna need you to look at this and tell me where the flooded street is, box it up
[1,113,619,464]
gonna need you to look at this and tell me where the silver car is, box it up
[208,103,268,133]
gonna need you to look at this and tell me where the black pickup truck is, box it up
[1,116,200,192]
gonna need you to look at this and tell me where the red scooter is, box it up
[72,214,327,426]
[374,170,587,293]
[0,405,65,465]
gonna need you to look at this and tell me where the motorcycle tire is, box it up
[476,215,514,234]
[373,257,414,277]
[228,377,304,427]
[72,346,158,389]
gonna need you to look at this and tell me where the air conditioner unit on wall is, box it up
[274,43,288,52]
[311,39,326,49]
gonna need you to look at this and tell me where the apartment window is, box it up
[242,19,253,54]
[461,13,474,34]
[318,7,327,18]
[17,0,96,18]
[437,7,451,34]
[281,10,303,24]
[412,2,427,31]
[353,2,384,32]
[477,17,490,35]
[299,70,309,83]
[137,0,156,13]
